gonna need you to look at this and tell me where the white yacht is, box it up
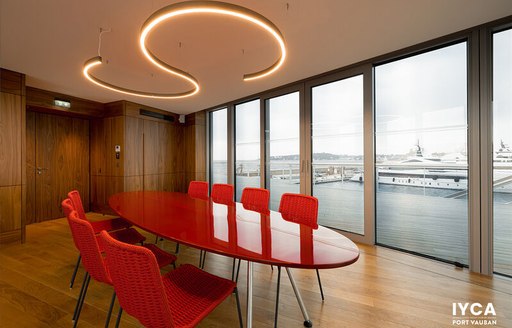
[351,142,468,190]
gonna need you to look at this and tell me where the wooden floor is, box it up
[1,214,511,328]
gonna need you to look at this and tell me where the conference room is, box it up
[0,1,511,327]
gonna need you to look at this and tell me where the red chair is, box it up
[241,187,270,215]
[65,209,176,327]
[68,190,131,232]
[278,193,319,229]
[100,230,243,328]
[188,181,209,199]
[198,183,234,268]
[64,193,146,289]
[232,187,271,280]
[275,193,323,326]
[211,183,234,205]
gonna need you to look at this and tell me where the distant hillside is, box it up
[270,153,359,160]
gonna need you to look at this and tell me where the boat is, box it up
[351,140,512,192]
[351,141,468,190]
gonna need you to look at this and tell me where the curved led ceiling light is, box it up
[83,1,286,99]
[83,56,199,99]
[140,0,287,82]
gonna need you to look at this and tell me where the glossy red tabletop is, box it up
[109,191,360,269]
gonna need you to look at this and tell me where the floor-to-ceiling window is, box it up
[209,108,228,185]
[206,17,512,275]
[235,99,261,201]
[311,75,365,234]
[375,42,469,264]
[492,28,512,276]
[265,92,300,210]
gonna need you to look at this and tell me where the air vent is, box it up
[139,109,175,122]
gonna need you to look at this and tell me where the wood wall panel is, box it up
[26,87,104,118]
[109,116,125,177]
[170,123,183,174]
[0,68,25,244]
[103,101,125,118]
[34,113,89,221]
[90,118,107,175]
[124,176,143,192]
[124,116,143,176]
[90,175,106,212]
[0,186,22,232]
[25,111,36,225]
[0,69,23,96]
[0,93,22,186]
[90,100,185,213]
[125,101,179,123]
[143,120,160,175]
[183,111,207,188]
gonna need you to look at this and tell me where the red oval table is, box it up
[109,191,360,327]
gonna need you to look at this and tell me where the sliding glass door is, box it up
[492,28,512,276]
[209,108,228,185]
[235,99,261,201]
[265,92,301,211]
[375,42,469,264]
[311,75,365,234]
[205,20,512,275]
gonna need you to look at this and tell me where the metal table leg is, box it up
[246,261,254,328]
[285,267,313,327]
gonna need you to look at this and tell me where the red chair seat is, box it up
[89,217,132,234]
[94,228,144,252]
[143,244,177,268]
[162,264,237,327]
[108,227,145,245]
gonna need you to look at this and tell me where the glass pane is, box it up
[312,75,364,234]
[210,108,228,185]
[235,100,261,201]
[266,92,300,211]
[375,42,469,265]
[493,29,512,276]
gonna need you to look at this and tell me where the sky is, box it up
[211,31,511,161]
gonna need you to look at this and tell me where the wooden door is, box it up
[26,111,89,223]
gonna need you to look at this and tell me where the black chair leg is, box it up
[316,269,325,301]
[73,273,91,328]
[115,307,123,328]
[231,258,236,281]
[73,272,88,321]
[199,250,203,268]
[105,291,116,328]
[235,259,241,283]
[175,243,180,254]
[234,287,244,328]
[154,234,159,244]
[201,251,207,269]
[70,255,81,288]
[274,267,281,328]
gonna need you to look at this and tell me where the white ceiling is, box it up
[1,0,511,114]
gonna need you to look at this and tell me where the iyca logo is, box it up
[452,302,497,326]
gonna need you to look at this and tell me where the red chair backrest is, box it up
[241,188,270,214]
[211,184,234,205]
[100,231,173,328]
[66,210,111,284]
[68,190,87,221]
[62,198,74,218]
[278,193,319,229]
[188,181,209,199]
[62,198,79,249]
